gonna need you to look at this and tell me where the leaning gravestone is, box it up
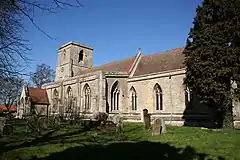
[112,114,120,124]
[116,119,124,135]
[152,118,166,136]
[0,117,6,134]
[160,118,166,134]
[143,109,151,129]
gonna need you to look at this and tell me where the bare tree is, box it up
[30,63,55,88]
[0,76,24,109]
[0,0,83,77]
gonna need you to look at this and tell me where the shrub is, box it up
[94,112,108,126]
[3,124,13,135]
[38,116,48,131]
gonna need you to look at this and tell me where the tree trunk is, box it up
[222,103,234,129]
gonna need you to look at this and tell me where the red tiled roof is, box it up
[28,88,49,105]
[77,56,136,75]
[76,48,185,76]
[0,105,17,112]
[133,48,185,76]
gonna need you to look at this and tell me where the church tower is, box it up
[55,41,93,81]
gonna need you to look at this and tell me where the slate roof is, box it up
[28,88,49,105]
[77,56,136,75]
[133,48,185,76]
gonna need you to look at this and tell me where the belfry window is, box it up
[79,50,84,62]
[63,49,66,61]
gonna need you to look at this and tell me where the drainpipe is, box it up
[169,75,173,125]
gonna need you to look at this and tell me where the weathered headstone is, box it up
[160,118,166,134]
[3,124,13,135]
[152,118,161,136]
[112,114,120,124]
[152,118,166,136]
[143,109,151,129]
[105,120,115,128]
[38,117,48,130]
[0,117,6,133]
[116,119,123,135]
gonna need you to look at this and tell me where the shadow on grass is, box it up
[34,141,225,160]
[0,128,87,156]
[0,120,227,160]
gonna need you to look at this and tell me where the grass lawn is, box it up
[0,120,240,160]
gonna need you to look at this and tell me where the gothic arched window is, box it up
[52,89,59,113]
[111,81,120,111]
[20,98,25,114]
[66,86,73,112]
[66,86,72,98]
[154,84,163,111]
[79,50,84,62]
[130,87,137,111]
[53,89,58,98]
[83,84,91,110]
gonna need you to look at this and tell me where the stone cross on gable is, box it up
[138,48,142,54]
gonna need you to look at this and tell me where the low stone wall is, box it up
[150,112,216,128]
[113,112,240,129]
[234,117,240,129]
[61,111,95,120]
[108,112,141,123]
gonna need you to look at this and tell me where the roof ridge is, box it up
[143,47,184,58]
[77,47,185,76]
[28,87,46,90]
[87,47,184,69]
[93,55,136,68]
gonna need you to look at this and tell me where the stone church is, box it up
[18,41,240,127]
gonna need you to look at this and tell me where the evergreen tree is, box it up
[184,0,240,128]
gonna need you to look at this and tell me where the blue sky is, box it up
[23,0,202,77]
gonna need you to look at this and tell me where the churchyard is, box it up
[0,118,240,160]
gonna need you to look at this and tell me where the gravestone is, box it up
[152,118,166,136]
[0,117,6,133]
[116,119,123,135]
[160,118,166,134]
[3,124,13,135]
[112,114,120,124]
[38,117,48,130]
[105,120,115,128]
[143,109,151,129]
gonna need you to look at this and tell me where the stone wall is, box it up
[35,104,48,116]
[43,71,104,118]
[127,69,217,127]
[42,68,240,128]
[55,42,93,81]
[127,69,186,114]
[105,72,129,114]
